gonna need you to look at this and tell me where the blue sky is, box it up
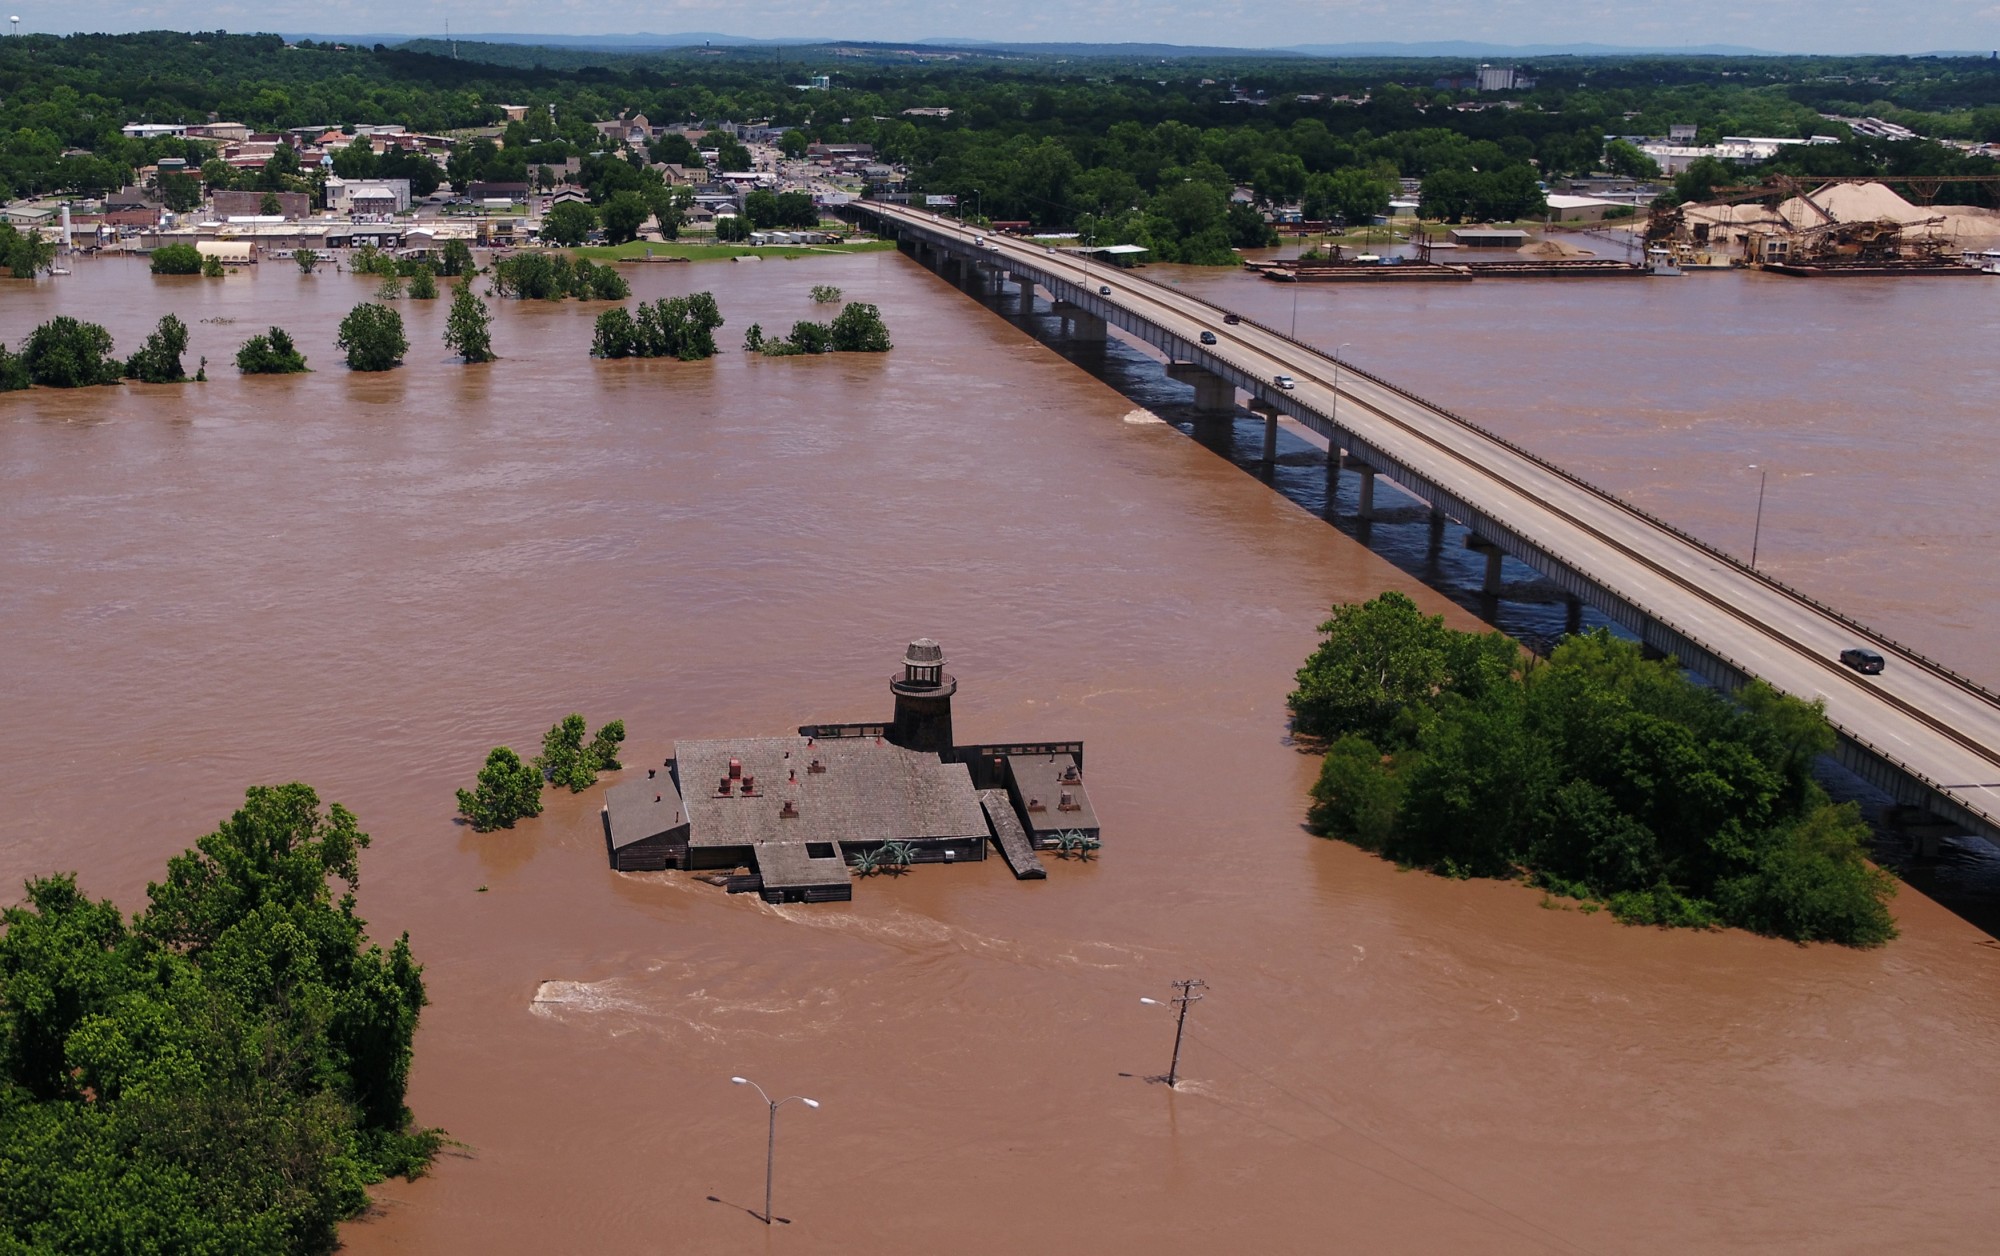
[14,0,2000,55]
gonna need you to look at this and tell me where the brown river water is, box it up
[4,253,2000,1254]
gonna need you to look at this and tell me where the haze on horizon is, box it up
[11,0,1999,57]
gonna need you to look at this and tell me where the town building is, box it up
[603,641,1098,902]
[325,177,413,214]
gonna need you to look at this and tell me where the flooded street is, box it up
[4,253,2000,1254]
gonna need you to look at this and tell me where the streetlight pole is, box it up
[1748,464,1767,569]
[730,1076,820,1225]
[1139,979,1205,1088]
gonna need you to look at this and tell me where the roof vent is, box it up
[1058,790,1080,812]
[780,799,799,819]
[717,776,733,797]
[742,774,756,796]
[1027,795,1046,813]
[728,757,743,780]
[808,758,826,774]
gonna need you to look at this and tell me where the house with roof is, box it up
[603,641,1098,902]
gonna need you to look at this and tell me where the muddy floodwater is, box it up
[5,254,2000,1254]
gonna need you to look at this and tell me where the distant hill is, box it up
[286,33,1797,60]
[1281,40,1780,57]
[286,31,834,50]
[913,39,1309,58]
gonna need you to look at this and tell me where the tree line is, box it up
[1,273,892,383]
[1292,593,1897,946]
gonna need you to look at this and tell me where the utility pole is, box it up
[1140,979,1205,1088]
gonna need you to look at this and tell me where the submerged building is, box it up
[602,641,1099,902]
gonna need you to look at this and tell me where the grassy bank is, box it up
[570,239,897,263]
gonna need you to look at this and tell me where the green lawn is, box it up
[570,239,897,263]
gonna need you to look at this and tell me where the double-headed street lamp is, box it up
[730,1076,820,1226]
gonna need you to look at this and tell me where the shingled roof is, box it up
[677,735,988,849]
[604,774,687,850]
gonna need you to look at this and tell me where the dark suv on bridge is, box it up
[1839,647,1886,675]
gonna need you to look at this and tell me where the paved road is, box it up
[864,204,2000,837]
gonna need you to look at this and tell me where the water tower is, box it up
[888,639,956,757]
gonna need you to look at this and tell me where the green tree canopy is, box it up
[541,200,597,246]
[1296,607,1897,946]
[123,314,190,384]
[236,326,310,374]
[335,303,409,372]
[148,243,203,275]
[19,316,122,388]
[444,280,496,363]
[0,784,437,1251]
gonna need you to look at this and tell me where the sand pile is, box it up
[1522,238,1594,258]
[1683,182,2000,248]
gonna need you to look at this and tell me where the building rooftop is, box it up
[604,774,686,850]
[1007,753,1099,836]
[676,735,988,850]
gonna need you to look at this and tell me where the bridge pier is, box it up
[1465,534,1505,596]
[1165,362,1237,415]
[1050,301,1107,342]
[1248,400,1280,464]
[1348,461,1377,519]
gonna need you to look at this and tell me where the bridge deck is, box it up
[862,204,2000,840]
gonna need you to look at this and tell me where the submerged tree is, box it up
[591,293,724,361]
[1293,602,1898,946]
[828,302,892,352]
[456,747,546,831]
[123,314,191,383]
[443,280,495,363]
[335,302,408,371]
[235,325,309,374]
[19,316,122,387]
[406,264,438,300]
[149,242,202,275]
[535,714,627,792]
[0,222,57,278]
[437,238,475,278]
[295,246,321,273]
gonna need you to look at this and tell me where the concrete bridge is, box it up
[847,201,2000,843]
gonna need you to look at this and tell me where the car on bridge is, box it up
[1200,331,1217,345]
[1098,285,1112,296]
[1223,314,1242,325]
[1840,647,1886,675]
[1274,374,1296,390]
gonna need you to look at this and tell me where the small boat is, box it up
[47,266,70,276]
[1648,247,1682,277]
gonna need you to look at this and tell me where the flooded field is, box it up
[4,252,1999,1254]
